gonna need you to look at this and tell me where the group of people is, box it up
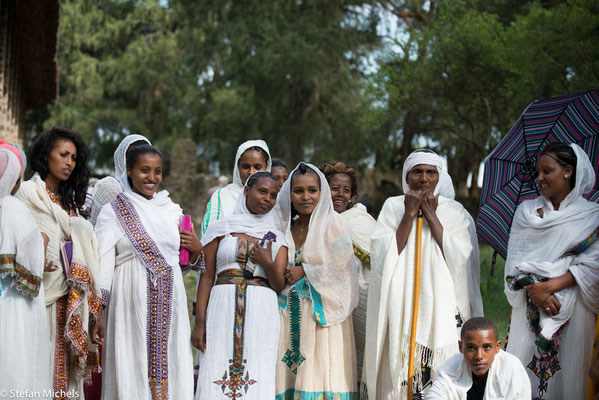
[0,127,597,400]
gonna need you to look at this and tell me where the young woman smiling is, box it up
[193,171,287,399]
[94,145,197,399]
[274,162,359,400]
[16,127,101,399]
[505,142,599,399]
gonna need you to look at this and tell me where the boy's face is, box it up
[459,329,501,377]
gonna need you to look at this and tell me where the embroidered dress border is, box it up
[112,193,173,400]
[0,253,41,296]
[53,295,70,399]
[212,270,257,397]
[275,389,359,400]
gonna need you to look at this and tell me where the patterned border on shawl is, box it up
[112,194,171,279]
[275,389,359,400]
[352,242,371,267]
[112,193,173,400]
[0,253,41,297]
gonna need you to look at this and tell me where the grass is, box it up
[183,244,512,341]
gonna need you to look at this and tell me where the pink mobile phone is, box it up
[179,215,192,264]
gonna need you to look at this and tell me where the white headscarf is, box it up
[505,143,599,340]
[200,173,287,247]
[402,150,455,199]
[114,134,152,191]
[0,149,45,298]
[200,140,272,237]
[90,135,152,225]
[274,162,358,326]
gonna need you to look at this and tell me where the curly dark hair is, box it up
[290,162,321,188]
[540,142,577,189]
[29,127,91,211]
[320,161,359,199]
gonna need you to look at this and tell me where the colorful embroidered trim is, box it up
[352,242,371,267]
[0,253,41,296]
[112,194,172,280]
[275,389,359,400]
[525,297,568,397]
[147,269,173,400]
[213,270,257,397]
[100,288,111,306]
[215,268,270,288]
[112,193,173,400]
[281,246,306,374]
[53,296,70,399]
[560,226,599,258]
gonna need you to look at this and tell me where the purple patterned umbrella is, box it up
[477,89,599,260]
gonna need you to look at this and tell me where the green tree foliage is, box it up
[173,0,380,171]
[42,0,194,170]
[368,0,599,198]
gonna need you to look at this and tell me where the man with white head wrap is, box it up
[363,149,481,399]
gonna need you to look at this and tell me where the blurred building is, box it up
[0,0,59,145]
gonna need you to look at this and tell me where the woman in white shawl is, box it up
[16,127,102,399]
[320,161,376,390]
[0,144,52,397]
[363,149,482,399]
[274,162,359,399]
[200,140,272,237]
[89,134,151,225]
[504,142,599,399]
[94,145,196,399]
[193,171,288,399]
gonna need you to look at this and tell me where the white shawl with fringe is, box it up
[427,350,531,400]
[364,195,474,398]
[274,163,359,326]
[505,143,599,341]
[16,173,101,382]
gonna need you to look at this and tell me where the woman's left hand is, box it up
[540,294,561,316]
[284,266,305,286]
[90,314,105,346]
[180,226,202,256]
[524,281,553,309]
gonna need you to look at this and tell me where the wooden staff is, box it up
[408,209,424,400]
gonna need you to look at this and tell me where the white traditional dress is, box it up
[95,190,193,400]
[427,350,531,400]
[195,140,272,379]
[195,189,287,399]
[274,164,359,400]
[0,148,51,398]
[89,134,151,225]
[342,203,376,386]
[504,144,599,400]
[17,174,102,400]
[363,151,481,399]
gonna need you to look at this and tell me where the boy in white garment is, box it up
[428,317,531,400]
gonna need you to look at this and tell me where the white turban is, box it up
[402,150,455,199]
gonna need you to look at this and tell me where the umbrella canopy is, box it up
[478,89,599,259]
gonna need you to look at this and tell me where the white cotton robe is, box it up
[96,191,193,400]
[364,195,477,399]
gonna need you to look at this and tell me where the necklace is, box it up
[294,222,307,244]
